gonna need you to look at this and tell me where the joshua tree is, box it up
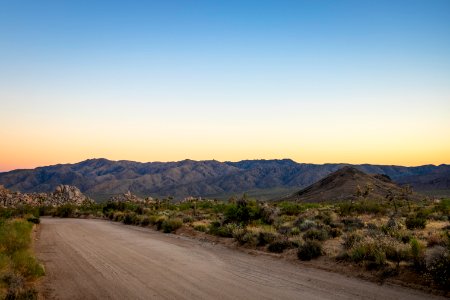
[189,197,198,216]
[401,185,413,212]
[386,190,398,215]
[353,184,373,212]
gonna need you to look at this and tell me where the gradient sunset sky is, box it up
[1,1,449,171]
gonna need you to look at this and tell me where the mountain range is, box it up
[0,158,449,201]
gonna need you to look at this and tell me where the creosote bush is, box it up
[161,218,183,233]
[267,239,292,253]
[405,215,426,230]
[297,240,322,261]
[303,229,328,241]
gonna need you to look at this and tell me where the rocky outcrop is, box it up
[110,190,143,203]
[52,185,90,205]
[0,185,93,208]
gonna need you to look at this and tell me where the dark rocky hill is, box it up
[0,158,449,200]
[279,166,421,202]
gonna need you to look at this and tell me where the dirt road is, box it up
[35,218,441,300]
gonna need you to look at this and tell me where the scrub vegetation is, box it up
[41,195,450,292]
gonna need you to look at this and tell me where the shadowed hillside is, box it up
[280,166,422,202]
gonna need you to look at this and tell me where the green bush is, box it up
[241,231,258,246]
[122,213,135,225]
[2,272,38,300]
[140,216,150,227]
[258,231,278,246]
[303,229,328,241]
[208,222,235,238]
[436,199,450,215]
[54,204,75,218]
[426,248,450,288]
[341,218,364,230]
[350,242,386,269]
[11,250,45,279]
[0,220,32,254]
[327,227,342,238]
[150,215,167,230]
[231,227,245,242]
[26,216,40,225]
[193,224,207,232]
[298,219,317,232]
[405,215,426,230]
[410,238,426,270]
[161,218,183,233]
[297,240,322,261]
[267,240,291,253]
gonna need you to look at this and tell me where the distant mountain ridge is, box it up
[0,158,449,200]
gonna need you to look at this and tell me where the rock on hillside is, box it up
[0,184,93,208]
[280,166,423,203]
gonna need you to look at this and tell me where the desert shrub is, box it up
[278,202,303,215]
[26,216,40,225]
[122,213,135,225]
[140,216,150,227]
[277,224,292,235]
[11,250,45,279]
[303,229,328,241]
[0,220,32,254]
[426,247,450,288]
[209,222,235,237]
[410,238,426,270]
[54,204,75,218]
[315,211,333,225]
[384,243,410,267]
[232,227,246,244]
[193,224,207,232]
[339,200,386,216]
[224,199,262,225]
[357,201,386,215]
[405,215,426,230]
[161,218,183,233]
[436,199,450,215]
[426,233,446,247]
[338,202,354,216]
[298,219,317,232]
[341,218,364,230]
[182,216,194,223]
[267,240,292,253]
[2,272,38,300]
[327,227,342,238]
[258,230,278,246]
[297,240,322,261]
[289,227,301,236]
[113,212,125,222]
[243,231,259,246]
[342,232,363,249]
[259,205,277,224]
[150,215,167,230]
[350,241,386,269]
[278,202,319,216]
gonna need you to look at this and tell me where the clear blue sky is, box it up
[1,0,449,170]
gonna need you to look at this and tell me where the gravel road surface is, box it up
[35,218,442,300]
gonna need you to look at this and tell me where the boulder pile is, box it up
[0,185,93,208]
